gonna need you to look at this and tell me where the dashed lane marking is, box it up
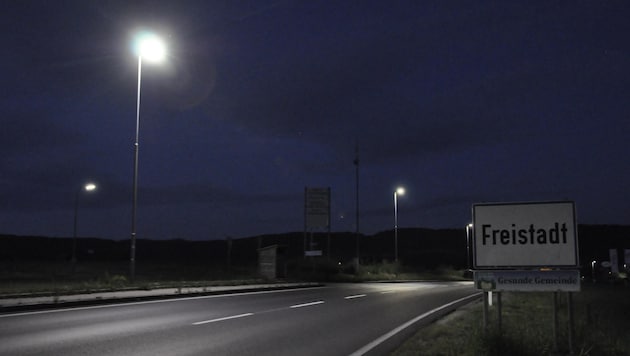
[290,301,325,308]
[193,313,254,325]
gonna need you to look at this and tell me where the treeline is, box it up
[0,225,628,270]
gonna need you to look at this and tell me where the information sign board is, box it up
[305,187,330,229]
[474,270,581,292]
[472,201,578,269]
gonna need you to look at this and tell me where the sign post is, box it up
[470,201,580,351]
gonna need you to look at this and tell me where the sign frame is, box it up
[472,201,579,270]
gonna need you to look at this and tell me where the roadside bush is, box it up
[102,272,128,289]
[357,261,401,280]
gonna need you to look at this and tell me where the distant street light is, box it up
[73,182,97,264]
[465,223,473,270]
[393,187,405,262]
[130,31,166,282]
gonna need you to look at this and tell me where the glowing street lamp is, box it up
[393,187,405,262]
[135,32,166,63]
[130,31,166,281]
[73,182,97,264]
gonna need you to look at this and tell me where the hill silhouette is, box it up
[1,225,628,272]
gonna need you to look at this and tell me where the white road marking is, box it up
[344,294,366,300]
[290,301,324,308]
[193,313,254,325]
[0,286,326,318]
[349,293,482,356]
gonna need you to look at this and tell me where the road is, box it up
[0,282,478,356]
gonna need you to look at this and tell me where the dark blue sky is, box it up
[1,1,628,240]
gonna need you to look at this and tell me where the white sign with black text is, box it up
[473,201,578,269]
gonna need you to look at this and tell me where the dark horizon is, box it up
[2,225,628,278]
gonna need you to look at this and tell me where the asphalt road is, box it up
[0,282,478,356]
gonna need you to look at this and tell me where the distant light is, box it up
[84,183,97,192]
[135,32,166,62]
[396,187,405,195]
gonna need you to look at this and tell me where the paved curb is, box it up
[0,283,323,313]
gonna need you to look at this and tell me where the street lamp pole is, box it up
[465,223,473,270]
[354,143,360,267]
[130,32,165,282]
[393,187,405,263]
[130,54,142,282]
[73,183,97,266]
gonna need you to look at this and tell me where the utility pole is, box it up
[354,143,360,267]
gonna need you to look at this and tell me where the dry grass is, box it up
[392,283,630,356]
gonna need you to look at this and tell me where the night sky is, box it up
[2,1,628,241]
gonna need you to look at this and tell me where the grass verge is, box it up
[0,260,261,297]
[0,260,468,297]
[391,283,630,356]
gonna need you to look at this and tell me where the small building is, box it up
[258,244,286,280]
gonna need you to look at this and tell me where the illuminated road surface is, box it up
[0,282,478,356]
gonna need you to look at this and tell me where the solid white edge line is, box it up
[193,313,254,325]
[349,293,482,356]
[0,286,327,318]
[290,301,324,308]
[344,294,367,299]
